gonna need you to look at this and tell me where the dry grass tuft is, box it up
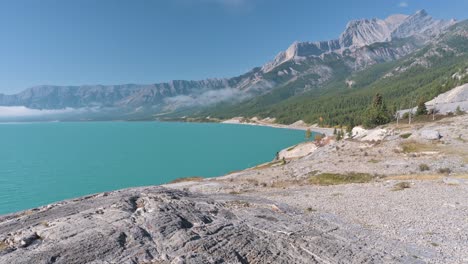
[168,177,204,184]
[453,174,468,179]
[309,173,373,186]
[253,160,283,170]
[286,145,297,152]
[392,182,411,191]
[0,241,8,251]
[399,133,412,139]
[386,174,468,181]
[400,141,437,153]
[419,164,430,171]
[438,168,452,174]
[270,180,304,189]
[386,174,443,181]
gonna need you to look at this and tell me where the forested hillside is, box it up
[198,21,468,127]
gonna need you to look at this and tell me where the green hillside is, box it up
[198,21,468,127]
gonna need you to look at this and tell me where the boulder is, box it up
[443,177,461,185]
[361,129,388,141]
[278,142,318,160]
[352,126,368,138]
[419,130,441,140]
[352,126,388,141]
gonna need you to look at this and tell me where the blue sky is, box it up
[0,0,466,93]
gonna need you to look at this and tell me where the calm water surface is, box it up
[0,122,305,215]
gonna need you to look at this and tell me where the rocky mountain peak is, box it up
[415,9,428,17]
[262,10,454,73]
[391,9,455,39]
[385,14,409,30]
[339,17,395,48]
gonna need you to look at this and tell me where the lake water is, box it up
[0,122,305,215]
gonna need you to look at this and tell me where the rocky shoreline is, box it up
[221,116,335,136]
[1,115,467,263]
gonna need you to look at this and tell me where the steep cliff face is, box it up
[339,15,405,48]
[263,10,454,73]
[391,10,456,39]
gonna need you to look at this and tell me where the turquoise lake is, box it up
[0,122,305,215]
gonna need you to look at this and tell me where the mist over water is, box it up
[0,122,304,215]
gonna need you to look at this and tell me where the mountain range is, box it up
[0,10,466,124]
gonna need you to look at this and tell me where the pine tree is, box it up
[416,99,428,116]
[372,93,383,108]
[305,128,312,141]
[363,93,392,128]
[336,130,342,141]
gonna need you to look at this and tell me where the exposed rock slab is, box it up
[426,83,468,114]
[278,142,318,160]
[0,187,422,264]
[419,130,442,140]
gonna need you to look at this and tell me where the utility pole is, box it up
[396,104,400,126]
[409,109,412,125]
[409,97,416,125]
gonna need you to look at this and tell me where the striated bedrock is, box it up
[0,187,423,264]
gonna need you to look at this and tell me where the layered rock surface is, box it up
[0,187,422,264]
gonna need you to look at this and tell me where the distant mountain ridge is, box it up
[262,10,454,72]
[0,10,459,120]
[204,19,468,126]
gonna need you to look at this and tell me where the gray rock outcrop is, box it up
[419,130,442,140]
[426,83,468,114]
[0,187,423,264]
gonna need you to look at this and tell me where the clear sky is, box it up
[0,0,467,93]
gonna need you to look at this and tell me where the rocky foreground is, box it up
[0,115,467,264]
[0,187,425,264]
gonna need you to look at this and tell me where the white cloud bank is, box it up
[399,1,408,7]
[0,106,80,117]
[0,106,103,118]
[164,87,249,109]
